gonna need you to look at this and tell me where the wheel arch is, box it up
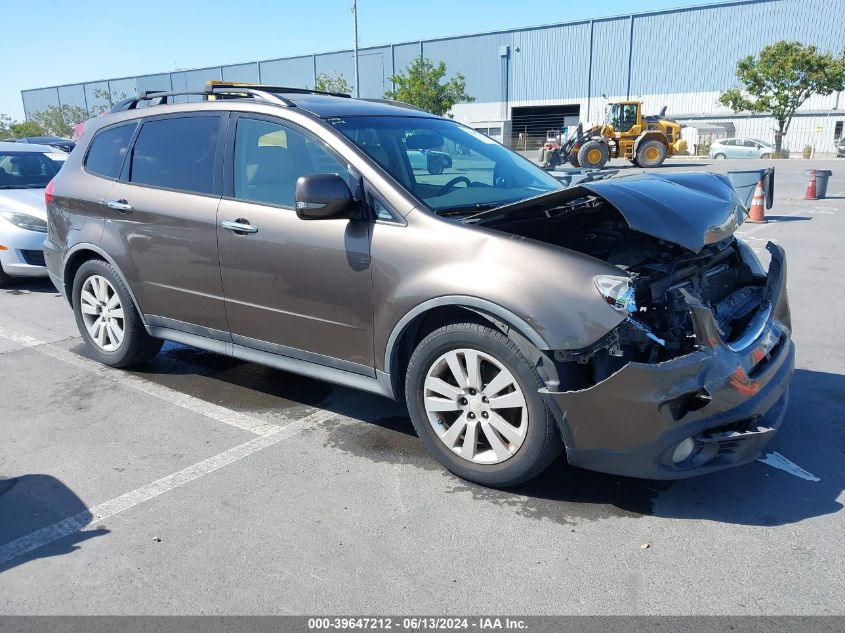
[634,131,668,154]
[62,244,147,326]
[383,296,555,401]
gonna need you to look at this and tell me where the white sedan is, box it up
[0,142,67,286]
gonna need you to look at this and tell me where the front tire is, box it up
[72,259,162,368]
[577,140,610,169]
[714,153,726,160]
[405,322,563,487]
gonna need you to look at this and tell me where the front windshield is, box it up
[328,116,562,215]
[0,151,66,189]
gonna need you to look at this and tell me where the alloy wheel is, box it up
[423,348,528,464]
[79,275,125,352]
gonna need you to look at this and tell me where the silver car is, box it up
[0,142,67,285]
[710,137,785,159]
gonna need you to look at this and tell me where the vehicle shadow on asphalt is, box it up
[0,474,108,573]
[2,278,59,295]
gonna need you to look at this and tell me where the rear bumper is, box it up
[542,242,794,479]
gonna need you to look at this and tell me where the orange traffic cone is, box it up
[747,179,767,223]
[804,169,818,200]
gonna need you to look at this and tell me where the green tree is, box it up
[89,88,128,115]
[719,41,845,155]
[385,56,473,117]
[0,113,13,139]
[9,120,46,138]
[30,104,89,137]
[314,73,353,95]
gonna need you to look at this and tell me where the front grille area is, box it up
[21,249,45,266]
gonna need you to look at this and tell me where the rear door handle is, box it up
[221,219,259,234]
[106,199,133,213]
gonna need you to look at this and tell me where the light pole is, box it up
[352,0,360,98]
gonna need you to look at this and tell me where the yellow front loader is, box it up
[543,101,687,170]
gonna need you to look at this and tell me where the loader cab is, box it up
[607,102,641,134]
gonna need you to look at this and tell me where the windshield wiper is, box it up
[435,203,500,218]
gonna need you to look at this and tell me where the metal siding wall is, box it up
[258,57,314,88]
[107,78,138,104]
[57,84,87,111]
[510,24,591,103]
[136,73,172,95]
[423,34,511,103]
[392,42,422,75]
[315,51,355,88]
[358,48,388,98]
[222,62,260,84]
[83,81,111,114]
[631,0,845,96]
[590,18,630,100]
[184,67,223,102]
[21,88,59,119]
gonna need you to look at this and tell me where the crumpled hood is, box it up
[581,172,746,252]
[0,188,48,221]
[470,172,747,254]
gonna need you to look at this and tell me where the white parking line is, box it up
[0,408,337,567]
[0,325,280,437]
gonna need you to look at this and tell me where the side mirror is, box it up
[295,173,356,220]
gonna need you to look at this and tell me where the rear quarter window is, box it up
[84,123,136,179]
[129,116,220,195]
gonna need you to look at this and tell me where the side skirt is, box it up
[144,325,397,400]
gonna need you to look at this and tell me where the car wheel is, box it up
[405,322,563,487]
[714,153,726,160]
[761,153,771,159]
[72,259,162,368]
[0,266,12,288]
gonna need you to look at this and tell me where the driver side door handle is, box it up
[221,219,259,234]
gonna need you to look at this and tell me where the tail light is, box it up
[45,179,55,205]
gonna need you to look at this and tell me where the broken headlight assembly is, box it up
[594,275,666,346]
[594,275,636,314]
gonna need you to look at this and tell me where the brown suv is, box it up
[44,84,794,487]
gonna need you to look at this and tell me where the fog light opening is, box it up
[672,437,699,464]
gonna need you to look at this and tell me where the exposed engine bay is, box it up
[469,182,769,387]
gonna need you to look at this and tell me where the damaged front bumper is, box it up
[542,242,794,479]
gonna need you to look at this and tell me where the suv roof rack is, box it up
[110,82,352,113]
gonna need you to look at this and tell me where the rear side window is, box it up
[129,116,219,195]
[85,123,136,179]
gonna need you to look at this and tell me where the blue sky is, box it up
[3,0,733,120]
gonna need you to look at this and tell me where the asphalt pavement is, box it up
[0,158,842,615]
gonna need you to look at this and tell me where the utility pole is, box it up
[352,0,360,98]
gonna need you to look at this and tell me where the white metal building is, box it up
[21,0,845,154]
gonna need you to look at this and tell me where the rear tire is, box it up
[72,259,162,368]
[405,322,563,487]
[636,139,667,167]
[577,140,610,169]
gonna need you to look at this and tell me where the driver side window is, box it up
[233,117,347,208]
